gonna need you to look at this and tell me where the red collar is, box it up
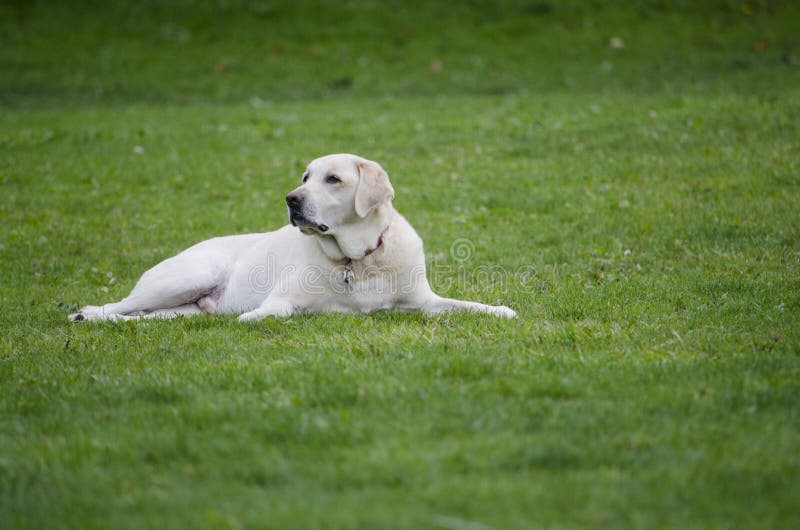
[363,224,390,257]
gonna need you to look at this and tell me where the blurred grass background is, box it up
[2,0,798,106]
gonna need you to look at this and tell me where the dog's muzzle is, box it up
[286,191,327,232]
[286,191,306,226]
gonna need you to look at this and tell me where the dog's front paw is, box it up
[493,305,517,319]
[237,310,264,322]
[238,301,294,321]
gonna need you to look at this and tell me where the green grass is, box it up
[2,1,800,529]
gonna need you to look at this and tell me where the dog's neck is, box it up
[315,205,393,262]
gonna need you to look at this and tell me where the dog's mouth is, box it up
[288,206,309,226]
[289,211,329,233]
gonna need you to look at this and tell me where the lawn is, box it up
[1,1,799,529]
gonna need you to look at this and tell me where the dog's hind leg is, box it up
[69,252,225,322]
[142,304,207,319]
[70,303,206,322]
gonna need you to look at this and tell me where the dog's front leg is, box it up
[238,298,296,322]
[419,294,517,319]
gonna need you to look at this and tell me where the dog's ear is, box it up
[355,160,395,217]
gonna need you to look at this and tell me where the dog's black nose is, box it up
[286,192,303,208]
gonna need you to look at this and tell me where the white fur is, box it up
[69,154,516,322]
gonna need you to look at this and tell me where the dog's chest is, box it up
[307,262,403,312]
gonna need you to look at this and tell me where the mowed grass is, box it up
[2,1,800,529]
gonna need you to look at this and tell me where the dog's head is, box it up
[286,154,395,235]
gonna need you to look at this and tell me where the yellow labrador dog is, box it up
[69,154,516,322]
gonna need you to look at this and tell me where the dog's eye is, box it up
[325,175,341,184]
[302,173,309,183]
